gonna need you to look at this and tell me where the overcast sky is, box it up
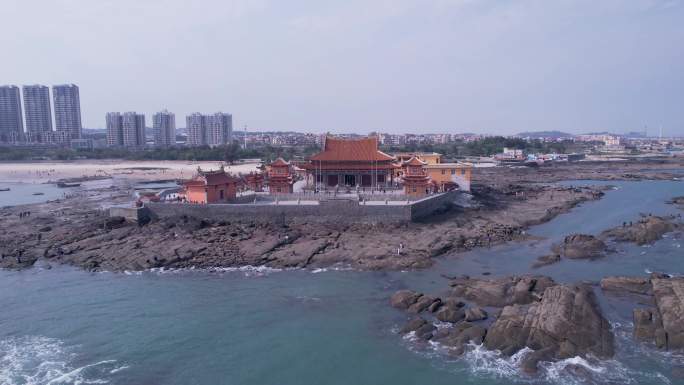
[3,0,683,135]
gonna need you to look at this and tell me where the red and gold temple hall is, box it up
[300,136,399,190]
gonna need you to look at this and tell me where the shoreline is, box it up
[0,158,682,272]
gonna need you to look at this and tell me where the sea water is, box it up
[1,180,683,385]
[0,182,64,207]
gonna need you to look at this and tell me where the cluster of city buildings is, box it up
[105,110,232,148]
[0,84,84,146]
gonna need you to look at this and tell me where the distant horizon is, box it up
[79,126,683,139]
[3,0,683,136]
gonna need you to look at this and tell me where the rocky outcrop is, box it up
[432,322,487,354]
[552,234,607,260]
[532,254,561,268]
[392,276,617,373]
[464,307,488,322]
[390,290,423,310]
[600,276,652,296]
[602,275,684,351]
[449,275,556,307]
[484,284,614,360]
[435,306,465,323]
[400,317,436,340]
[633,308,666,348]
[602,215,679,245]
[651,277,684,350]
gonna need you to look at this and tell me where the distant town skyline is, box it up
[2,0,683,135]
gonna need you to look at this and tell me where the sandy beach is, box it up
[0,160,261,184]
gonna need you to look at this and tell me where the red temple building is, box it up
[183,167,238,203]
[268,158,294,194]
[245,171,264,192]
[301,136,399,189]
[402,157,430,197]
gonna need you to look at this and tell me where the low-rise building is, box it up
[183,167,238,204]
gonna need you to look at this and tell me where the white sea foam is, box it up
[310,266,353,274]
[147,265,286,277]
[398,328,672,385]
[0,336,126,385]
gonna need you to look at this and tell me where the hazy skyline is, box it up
[3,0,683,135]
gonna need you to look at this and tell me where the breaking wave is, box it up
[0,336,127,385]
[398,327,674,385]
[145,265,287,277]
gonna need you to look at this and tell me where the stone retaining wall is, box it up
[139,191,459,225]
[109,206,150,222]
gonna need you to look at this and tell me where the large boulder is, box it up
[435,306,465,323]
[399,317,436,340]
[390,290,423,310]
[484,284,614,360]
[449,275,556,307]
[552,234,607,260]
[465,307,488,322]
[407,295,439,314]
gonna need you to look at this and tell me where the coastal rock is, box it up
[633,308,665,348]
[520,347,555,375]
[407,295,439,314]
[600,276,652,296]
[435,306,466,323]
[602,215,678,245]
[484,284,614,359]
[390,290,423,310]
[427,299,443,313]
[552,234,607,259]
[449,275,556,307]
[400,317,428,334]
[400,317,436,340]
[414,322,437,340]
[651,277,684,350]
[433,322,486,354]
[443,297,466,309]
[464,307,488,322]
[532,254,561,269]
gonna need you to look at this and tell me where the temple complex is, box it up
[183,167,238,204]
[301,136,399,190]
[401,157,431,196]
[245,171,264,192]
[267,158,294,194]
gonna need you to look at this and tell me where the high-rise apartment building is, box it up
[186,113,207,146]
[106,112,123,146]
[153,110,176,147]
[0,85,23,142]
[106,112,145,147]
[185,112,232,147]
[123,112,145,147]
[208,112,232,146]
[53,84,82,140]
[22,85,52,142]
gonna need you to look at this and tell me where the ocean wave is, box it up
[398,326,672,385]
[147,265,287,277]
[0,336,127,385]
[310,266,353,274]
